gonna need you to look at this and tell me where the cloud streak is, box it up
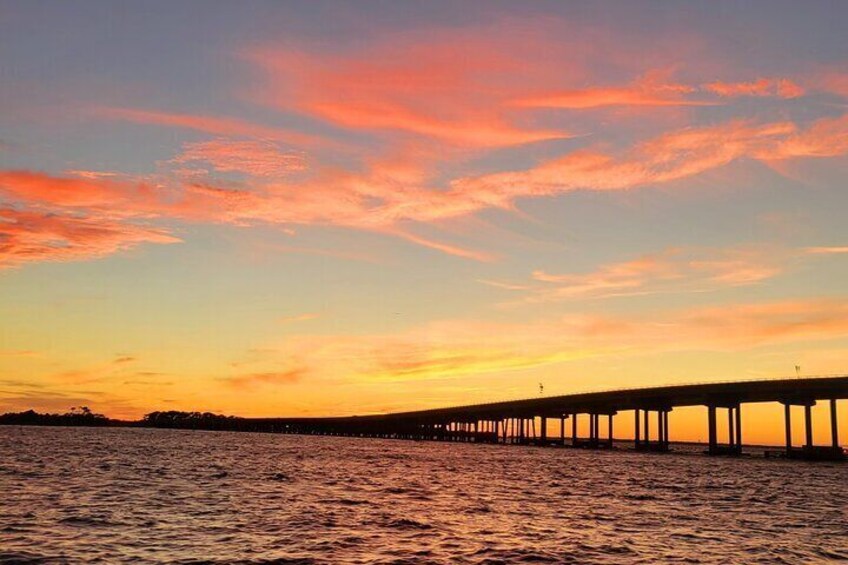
[241,298,848,386]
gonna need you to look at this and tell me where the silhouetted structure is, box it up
[242,376,847,461]
[3,377,845,461]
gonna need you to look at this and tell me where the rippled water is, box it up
[1,427,847,564]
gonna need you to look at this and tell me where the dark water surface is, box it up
[1,427,847,564]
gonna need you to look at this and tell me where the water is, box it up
[1,427,846,564]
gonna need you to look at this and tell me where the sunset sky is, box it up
[1,2,847,443]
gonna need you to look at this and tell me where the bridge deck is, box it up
[242,376,847,461]
[250,375,848,424]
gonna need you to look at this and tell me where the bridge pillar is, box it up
[571,413,578,447]
[608,413,614,448]
[589,413,595,446]
[560,415,566,444]
[735,405,742,451]
[634,409,641,449]
[708,406,717,454]
[643,409,650,448]
[780,399,842,460]
[805,404,813,449]
[727,407,735,450]
[831,399,840,450]
[784,403,792,455]
[540,417,547,445]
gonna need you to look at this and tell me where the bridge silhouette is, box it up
[248,375,848,460]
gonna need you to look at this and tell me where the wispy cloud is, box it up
[225,368,305,389]
[278,313,320,324]
[96,107,327,148]
[490,246,783,303]
[703,78,804,98]
[237,298,848,386]
[0,207,179,269]
[170,139,307,179]
[516,73,805,109]
[244,40,569,148]
[805,246,848,255]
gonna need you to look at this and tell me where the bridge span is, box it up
[250,376,848,460]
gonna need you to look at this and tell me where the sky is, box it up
[1,1,847,444]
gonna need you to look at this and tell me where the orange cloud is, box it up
[703,78,804,98]
[758,113,848,159]
[226,368,305,389]
[171,138,307,178]
[677,300,848,348]
[3,108,847,266]
[516,72,705,109]
[246,41,566,148]
[488,246,781,303]
[805,246,848,255]
[0,170,159,212]
[241,298,848,386]
[278,313,320,324]
[97,107,326,148]
[0,208,179,268]
[491,242,848,304]
[450,115,847,208]
[517,74,805,109]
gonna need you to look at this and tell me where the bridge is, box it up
[248,376,848,461]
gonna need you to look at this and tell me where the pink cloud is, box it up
[703,78,804,98]
[493,246,783,303]
[97,107,327,148]
[171,138,307,178]
[449,115,847,209]
[3,111,847,265]
[245,41,568,148]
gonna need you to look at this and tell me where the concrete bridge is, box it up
[249,376,848,461]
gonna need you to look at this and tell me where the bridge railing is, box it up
[387,373,848,416]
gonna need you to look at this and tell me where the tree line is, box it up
[0,407,246,430]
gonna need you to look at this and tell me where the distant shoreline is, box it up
[0,415,799,452]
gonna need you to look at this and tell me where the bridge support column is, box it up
[784,403,792,456]
[540,417,547,445]
[560,415,566,444]
[727,407,735,451]
[708,406,717,454]
[634,409,641,449]
[608,413,614,448]
[735,405,742,451]
[706,403,741,456]
[805,405,813,449]
[780,399,843,460]
[571,413,578,447]
[643,409,650,449]
[589,413,596,447]
[831,399,840,450]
